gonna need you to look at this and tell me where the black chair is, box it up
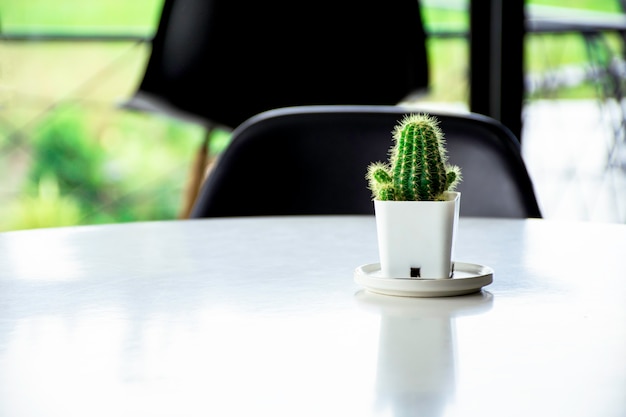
[122,0,430,215]
[189,105,542,219]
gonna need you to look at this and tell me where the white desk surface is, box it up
[1,216,625,417]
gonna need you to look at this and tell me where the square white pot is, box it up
[374,191,460,279]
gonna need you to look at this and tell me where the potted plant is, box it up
[365,113,462,280]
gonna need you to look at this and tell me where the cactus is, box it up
[366,113,462,201]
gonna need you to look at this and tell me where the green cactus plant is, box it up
[367,113,462,201]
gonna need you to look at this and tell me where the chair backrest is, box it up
[189,105,542,219]
[133,0,429,129]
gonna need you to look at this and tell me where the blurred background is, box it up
[1,0,625,231]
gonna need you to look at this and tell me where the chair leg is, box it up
[179,128,214,218]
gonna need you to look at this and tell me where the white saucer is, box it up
[354,262,493,298]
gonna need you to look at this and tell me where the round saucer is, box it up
[354,262,493,298]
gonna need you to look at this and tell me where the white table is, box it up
[1,216,625,417]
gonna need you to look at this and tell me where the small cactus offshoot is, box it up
[367,113,462,201]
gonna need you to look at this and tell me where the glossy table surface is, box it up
[1,216,625,417]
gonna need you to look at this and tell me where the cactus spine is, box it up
[366,113,461,201]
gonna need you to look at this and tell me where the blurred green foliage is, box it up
[5,174,84,230]
[0,0,163,35]
[28,110,107,211]
[0,104,213,231]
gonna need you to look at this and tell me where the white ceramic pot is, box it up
[374,191,460,279]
